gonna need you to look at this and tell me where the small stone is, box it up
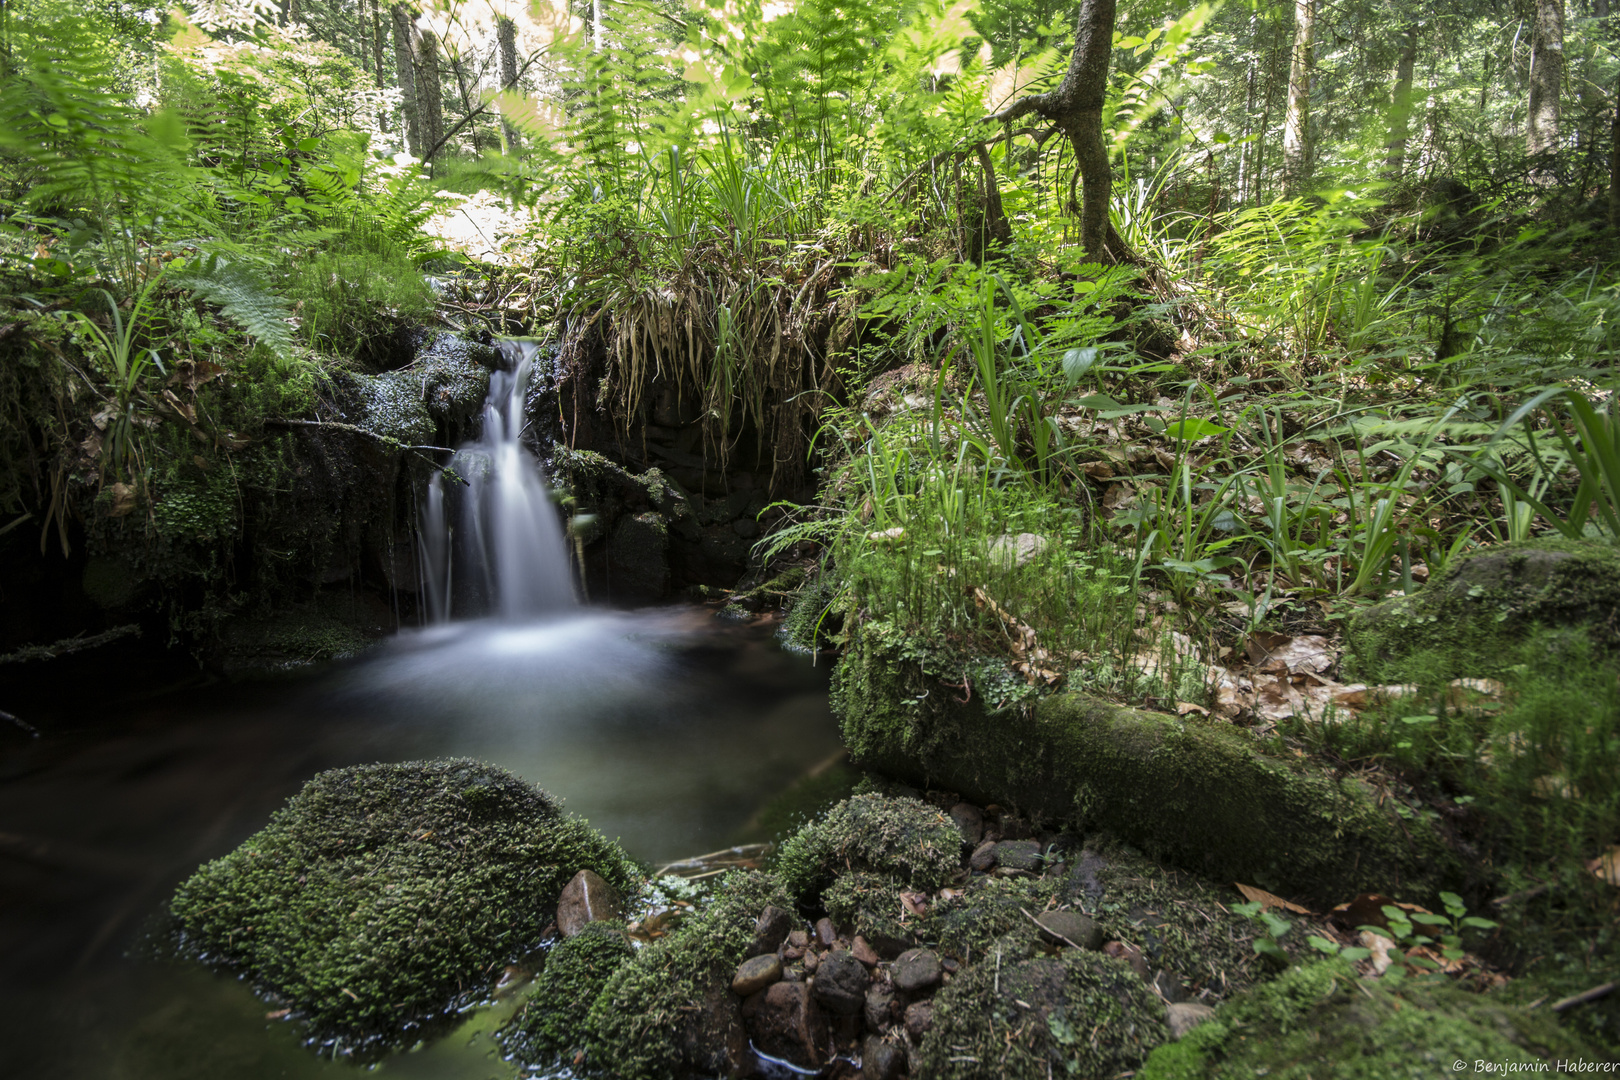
[989,532,1048,570]
[742,981,827,1068]
[1155,969,1189,1003]
[556,869,624,938]
[749,905,796,958]
[969,840,998,872]
[815,917,837,946]
[812,949,870,1015]
[863,985,896,1033]
[903,999,933,1041]
[788,929,810,949]
[940,955,959,974]
[1102,940,1152,982]
[851,936,880,967]
[781,945,805,961]
[733,953,783,997]
[861,1035,905,1080]
[1035,910,1102,951]
[994,840,1042,872]
[803,950,820,974]
[948,802,984,846]
[890,948,942,993]
[1167,1001,1216,1040]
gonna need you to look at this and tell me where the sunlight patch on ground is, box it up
[423,189,533,264]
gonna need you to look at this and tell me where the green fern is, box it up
[173,255,296,359]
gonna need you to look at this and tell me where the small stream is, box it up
[0,341,843,1077]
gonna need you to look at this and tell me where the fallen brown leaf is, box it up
[1235,883,1313,915]
[1587,846,1620,887]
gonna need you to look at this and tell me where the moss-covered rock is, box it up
[774,792,962,903]
[919,940,1168,1079]
[585,870,792,1078]
[168,759,640,1054]
[1138,959,1597,1080]
[834,619,1459,905]
[498,922,636,1070]
[1347,538,1620,683]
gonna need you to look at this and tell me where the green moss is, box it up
[774,793,962,903]
[498,923,636,1070]
[924,875,1057,961]
[779,573,844,654]
[834,619,1458,905]
[584,870,791,1078]
[920,941,1167,1080]
[168,760,641,1055]
[1347,538,1620,683]
[1138,959,1597,1080]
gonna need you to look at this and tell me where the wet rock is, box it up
[733,954,783,997]
[1061,849,1108,903]
[851,936,881,967]
[606,511,670,601]
[1036,910,1101,951]
[903,999,932,1041]
[862,1035,906,1080]
[813,949,870,1015]
[557,868,625,937]
[742,981,827,1069]
[864,984,897,1032]
[969,840,999,872]
[1166,1000,1215,1040]
[948,803,983,846]
[749,905,796,958]
[803,950,820,974]
[815,917,838,947]
[997,814,1037,841]
[890,948,942,993]
[994,840,1042,872]
[787,929,810,950]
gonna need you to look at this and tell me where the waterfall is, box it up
[417,340,576,621]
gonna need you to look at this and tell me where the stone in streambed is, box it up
[742,981,827,1069]
[812,949,870,1015]
[557,868,624,937]
[890,948,942,993]
[903,999,933,1041]
[733,953,783,997]
[969,839,998,872]
[1036,910,1101,951]
[949,802,984,846]
[862,1035,906,1080]
[851,935,881,966]
[994,839,1042,872]
[1166,1001,1216,1040]
[749,905,795,958]
[865,984,897,1032]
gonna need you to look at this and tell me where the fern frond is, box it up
[173,255,296,358]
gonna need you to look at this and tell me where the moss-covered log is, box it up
[834,620,1460,905]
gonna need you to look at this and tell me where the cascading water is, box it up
[417,340,575,620]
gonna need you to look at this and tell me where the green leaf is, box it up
[1164,417,1230,442]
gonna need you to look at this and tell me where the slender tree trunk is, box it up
[1236,10,1259,205]
[391,5,423,157]
[1384,23,1418,180]
[1610,78,1620,228]
[1528,0,1564,157]
[418,28,447,161]
[357,0,370,75]
[496,15,521,154]
[986,0,1123,262]
[371,0,385,89]
[1283,0,1314,195]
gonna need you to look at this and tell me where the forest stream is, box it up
[0,610,842,1079]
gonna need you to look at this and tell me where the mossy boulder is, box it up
[168,759,640,1054]
[1347,538,1620,683]
[1138,959,1597,1079]
[498,922,636,1069]
[834,620,1459,905]
[774,792,962,903]
[584,870,793,1078]
[919,940,1167,1079]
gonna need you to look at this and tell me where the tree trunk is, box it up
[371,0,386,90]
[496,15,521,154]
[1610,78,1619,229]
[391,5,422,157]
[1235,10,1259,205]
[418,28,447,162]
[986,0,1124,262]
[1283,0,1314,195]
[1384,23,1418,180]
[1527,0,1564,157]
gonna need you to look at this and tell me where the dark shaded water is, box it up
[0,609,840,1079]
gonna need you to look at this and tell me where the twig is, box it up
[1551,982,1616,1012]
[1018,906,1083,950]
[0,624,141,665]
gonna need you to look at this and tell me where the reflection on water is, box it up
[0,609,840,1079]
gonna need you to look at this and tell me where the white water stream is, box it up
[417,340,575,620]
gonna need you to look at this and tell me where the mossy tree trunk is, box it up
[1383,22,1418,180]
[390,4,422,157]
[496,15,521,154]
[1282,0,1313,195]
[986,0,1126,263]
[1528,0,1564,159]
[418,28,448,164]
